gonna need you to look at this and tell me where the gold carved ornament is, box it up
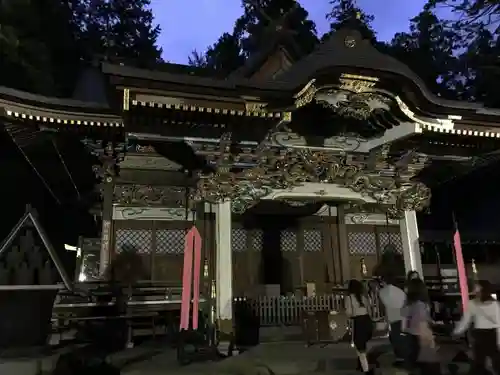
[293,74,389,120]
[192,148,431,219]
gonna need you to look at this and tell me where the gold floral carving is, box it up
[113,184,187,207]
[192,149,431,219]
[244,102,268,112]
[294,79,318,108]
[293,74,388,120]
[338,74,378,93]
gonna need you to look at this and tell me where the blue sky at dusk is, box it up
[151,0,444,63]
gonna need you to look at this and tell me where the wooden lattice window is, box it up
[115,229,152,254]
[232,228,247,252]
[348,232,376,255]
[156,229,185,254]
[280,230,297,252]
[251,230,263,252]
[379,232,403,253]
[304,230,322,252]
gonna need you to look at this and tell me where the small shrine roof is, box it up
[0,86,123,128]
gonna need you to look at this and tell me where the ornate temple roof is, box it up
[1,28,500,217]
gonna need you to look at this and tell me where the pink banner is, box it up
[191,227,202,330]
[453,229,469,312]
[179,229,194,330]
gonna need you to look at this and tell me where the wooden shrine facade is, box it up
[3,27,500,342]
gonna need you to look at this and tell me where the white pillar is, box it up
[399,210,423,277]
[214,200,233,336]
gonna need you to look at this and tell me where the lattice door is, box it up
[304,230,322,252]
[280,230,297,252]
[154,229,185,282]
[232,228,247,252]
[156,229,185,254]
[379,232,403,253]
[251,230,263,252]
[348,232,377,255]
[115,229,153,254]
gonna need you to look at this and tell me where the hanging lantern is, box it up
[360,258,367,277]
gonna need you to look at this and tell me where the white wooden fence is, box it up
[235,291,384,326]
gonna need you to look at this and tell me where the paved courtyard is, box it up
[119,339,469,375]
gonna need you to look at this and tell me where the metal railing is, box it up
[235,291,384,327]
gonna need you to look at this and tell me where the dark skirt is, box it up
[351,314,373,352]
[471,328,500,374]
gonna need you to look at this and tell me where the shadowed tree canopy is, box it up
[0,0,163,250]
[428,0,500,33]
[324,0,376,43]
[388,10,459,98]
[0,0,162,96]
[189,0,318,74]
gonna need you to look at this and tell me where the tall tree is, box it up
[235,0,318,57]
[0,0,62,94]
[455,26,500,105]
[0,0,163,95]
[189,33,245,76]
[388,10,459,97]
[189,0,318,74]
[77,0,162,66]
[324,0,377,42]
[428,0,500,33]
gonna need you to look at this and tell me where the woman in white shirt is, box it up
[345,279,374,375]
[453,280,500,374]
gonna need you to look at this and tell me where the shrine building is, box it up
[2,28,500,339]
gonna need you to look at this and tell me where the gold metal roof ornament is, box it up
[294,74,390,120]
[192,147,431,218]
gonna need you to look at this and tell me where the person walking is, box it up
[401,278,441,374]
[379,275,406,365]
[453,280,500,374]
[345,279,374,375]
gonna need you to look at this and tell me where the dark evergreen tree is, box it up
[236,0,318,57]
[427,0,500,32]
[189,33,246,75]
[324,0,376,42]
[77,0,162,66]
[388,10,459,98]
[189,0,318,74]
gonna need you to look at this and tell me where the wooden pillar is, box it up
[214,200,233,351]
[400,210,423,277]
[322,216,337,284]
[99,162,115,276]
[336,204,350,283]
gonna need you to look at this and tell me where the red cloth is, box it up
[454,229,469,312]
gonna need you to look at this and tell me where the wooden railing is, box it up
[235,291,384,327]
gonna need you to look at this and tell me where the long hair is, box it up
[477,280,495,303]
[347,279,366,307]
[406,278,429,304]
[406,270,421,284]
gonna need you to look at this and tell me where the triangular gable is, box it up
[249,46,294,81]
[0,206,72,290]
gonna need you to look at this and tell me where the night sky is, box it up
[152,0,451,63]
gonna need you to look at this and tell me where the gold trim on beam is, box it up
[294,79,317,109]
[421,125,500,137]
[123,88,130,111]
[130,100,281,118]
[339,73,379,93]
[5,110,123,127]
[293,74,380,109]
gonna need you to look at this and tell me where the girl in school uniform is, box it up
[453,280,500,374]
[345,279,374,375]
[402,278,441,374]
